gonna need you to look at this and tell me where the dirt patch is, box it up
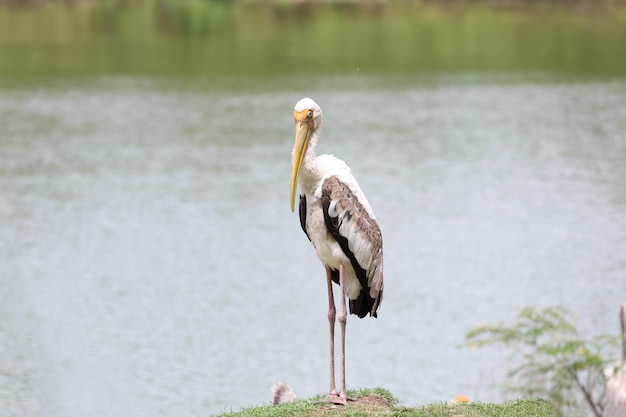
[310,394,392,417]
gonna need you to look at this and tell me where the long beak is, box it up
[290,120,310,212]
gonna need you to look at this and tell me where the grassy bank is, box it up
[214,388,552,417]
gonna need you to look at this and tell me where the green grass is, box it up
[213,388,552,417]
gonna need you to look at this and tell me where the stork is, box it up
[289,97,384,405]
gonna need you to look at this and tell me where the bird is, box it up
[604,304,626,417]
[289,97,384,405]
[271,381,297,405]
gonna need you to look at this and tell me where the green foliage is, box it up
[1,1,626,77]
[465,306,620,417]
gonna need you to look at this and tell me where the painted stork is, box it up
[289,97,384,405]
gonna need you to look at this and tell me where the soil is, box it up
[310,394,392,417]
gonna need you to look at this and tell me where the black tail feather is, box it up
[329,267,381,318]
[349,289,378,319]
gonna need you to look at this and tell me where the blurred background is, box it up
[2,0,626,77]
[1,1,625,417]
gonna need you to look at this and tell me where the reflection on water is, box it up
[1,1,626,76]
[0,76,625,417]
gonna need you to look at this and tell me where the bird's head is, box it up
[290,98,322,212]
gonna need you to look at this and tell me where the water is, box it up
[0,75,625,416]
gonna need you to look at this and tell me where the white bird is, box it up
[271,381,297,405]
[289,97,384,405]
[604,304,626,417]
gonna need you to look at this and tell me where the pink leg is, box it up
[325,266,338,397]
[337,263,348,404]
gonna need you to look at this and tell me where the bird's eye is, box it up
[307,110,313,118]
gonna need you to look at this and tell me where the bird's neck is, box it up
[299,131,322,192]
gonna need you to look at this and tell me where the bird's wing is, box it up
[321,175,383,314]
[298,194,310,242]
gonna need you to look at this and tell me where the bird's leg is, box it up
[325,266,338,398]
[337,262,348,405]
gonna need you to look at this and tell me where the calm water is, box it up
[0,75,625,417]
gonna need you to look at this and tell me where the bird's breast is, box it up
[302,194,345,268]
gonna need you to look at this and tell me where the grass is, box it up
[213,388,552,417]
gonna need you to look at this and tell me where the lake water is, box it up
[1,75,625,417]
[1,2,626,417]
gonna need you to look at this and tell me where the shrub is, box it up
[465,305,621,417]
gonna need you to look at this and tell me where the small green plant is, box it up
[465,305,620,417]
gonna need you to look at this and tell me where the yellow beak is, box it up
[290,119,311,212]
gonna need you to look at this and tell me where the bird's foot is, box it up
[327,393,354,406]
[330,395,348,406]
